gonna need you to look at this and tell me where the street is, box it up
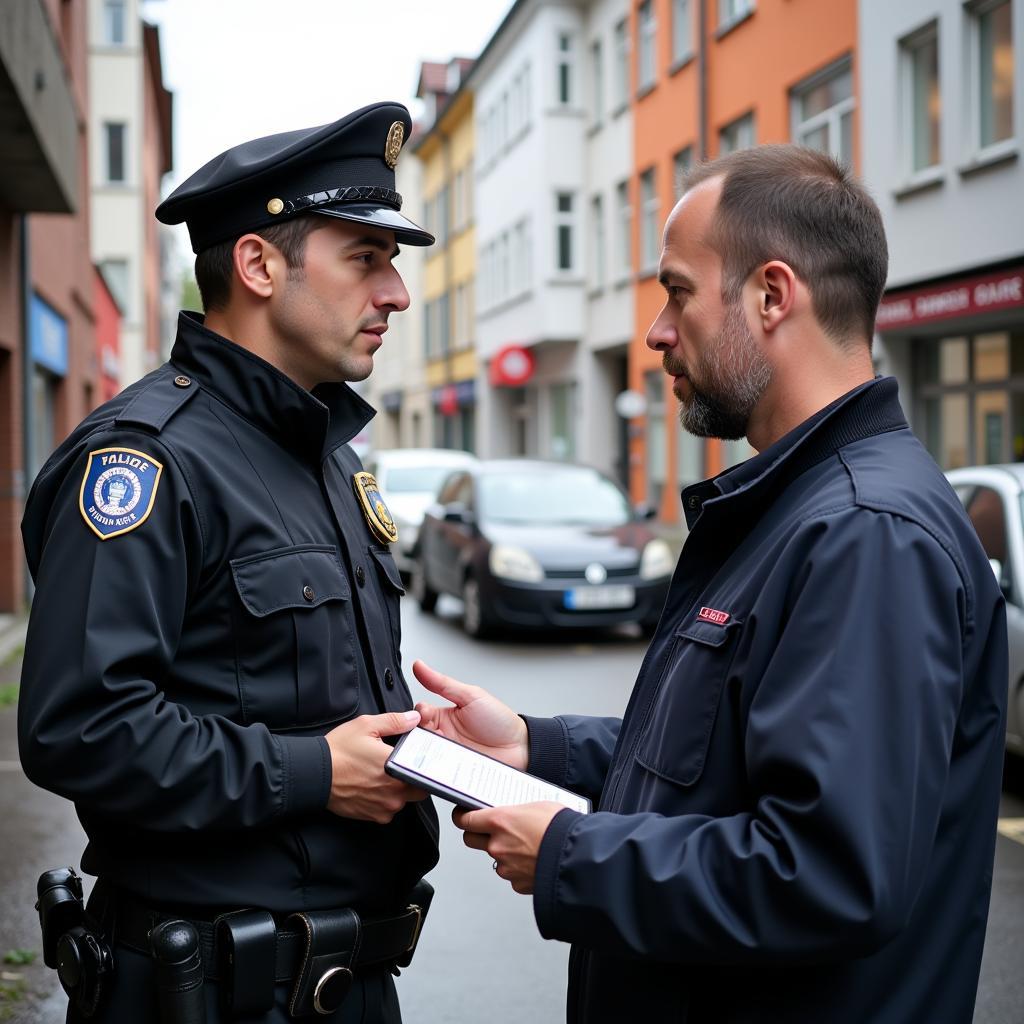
[1,595,1023,1021]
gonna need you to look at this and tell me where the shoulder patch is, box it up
[79,447,164,540]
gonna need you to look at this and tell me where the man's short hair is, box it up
[193,215,324,313]
[682,145,888,345]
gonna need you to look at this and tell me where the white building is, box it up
[474,0,633,480]
[88,0,173,387]
[861,0,1024,468]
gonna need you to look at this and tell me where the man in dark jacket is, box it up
[413,145,1008,1022]
[19,102,438,1022]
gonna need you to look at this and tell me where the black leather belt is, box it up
[112,897,424,983]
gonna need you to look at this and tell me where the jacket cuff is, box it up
[533,807,583,940]
[522,715,570,787]
[276,734,331,816]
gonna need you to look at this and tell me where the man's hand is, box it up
[453,802,565,894]
[324,710,428,822]
[412,660,529,770]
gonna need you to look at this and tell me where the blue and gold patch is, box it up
[352,471,398,545]
[79,447,163,540]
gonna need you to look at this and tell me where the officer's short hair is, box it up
[681,145,888,347]
[193,215,324,313]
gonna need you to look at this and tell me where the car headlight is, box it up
[489,544,544,583]
[639,539,674,580]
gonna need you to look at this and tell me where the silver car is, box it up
[946,464,1024,756]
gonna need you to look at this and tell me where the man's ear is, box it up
[755,261,797,334]
[231,233,278,300]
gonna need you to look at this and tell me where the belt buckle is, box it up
[404,904,424,955]
[313,965,354,1016]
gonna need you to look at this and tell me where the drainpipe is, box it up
[698,0,708,160]
[20,214,34,602]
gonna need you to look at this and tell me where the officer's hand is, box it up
[453,802,564,895]
[412,660,529,771]
[324,710,428,823]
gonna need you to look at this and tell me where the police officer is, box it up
[412,145,1008,1023]
[19,101,439,1022]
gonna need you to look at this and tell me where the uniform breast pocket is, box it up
[634,617,742,787]
[229,545,358,729]
[368,545,405,655]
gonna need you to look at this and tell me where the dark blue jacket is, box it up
[525,378,1007,1023]
[19,312,438,913]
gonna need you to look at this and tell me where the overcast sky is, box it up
[140,0,514,259]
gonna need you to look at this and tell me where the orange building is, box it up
[628,0,857,520]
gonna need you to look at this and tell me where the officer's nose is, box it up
[646,304,678,353]
[376,266,410,313]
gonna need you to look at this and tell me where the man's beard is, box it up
[665,301,772,440]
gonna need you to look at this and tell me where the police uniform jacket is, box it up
[523,377,1007,1023]
[19,311,439,913]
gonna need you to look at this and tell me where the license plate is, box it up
[564,585,635,610]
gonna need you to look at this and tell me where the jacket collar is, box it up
[169,311,375,463]
[681,376,908,529]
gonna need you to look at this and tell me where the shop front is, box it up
[877,263,1024,470]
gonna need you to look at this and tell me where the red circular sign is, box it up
[490,345,535,387]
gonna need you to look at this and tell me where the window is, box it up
[719,112,755,154]
[549,383,576,460]
[973,0,1014,150]
[673,146,693,198]
[616,180,632,277]
[99,258,130,318]
[103,0,125,45]
[638,1,657,91]
[435,185,450,245]
[557,32,574,105]
[514,219,531,294]
[438,294,450,357]
[590,194,605,290]
[639,169,660,272]
[901,23,941,173]
[672,0,693,63]
[719,0,754,28]
[555,192,575,272]
[613,18,630,109]
[104,122,126,183]
[791,58,855,166]
[590,39,604,125]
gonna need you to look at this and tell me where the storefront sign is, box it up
[489,344,535,387]
[876,266,1024,331]
[30,293,69,376]
[431,379,475,416]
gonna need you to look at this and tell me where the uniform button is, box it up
[687,496,701,510]
[303,585,315,602]
[355,565,366,586]
[384,668,394,689]
[173,375,192,388]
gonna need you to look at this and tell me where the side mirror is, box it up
[989,558,1013,602]
[634,503,658,521]
[443,503,473,524]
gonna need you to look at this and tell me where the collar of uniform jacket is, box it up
[169,311,375,463]
[680,376,908,530]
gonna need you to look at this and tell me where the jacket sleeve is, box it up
[532,509,990,963]
[17,431,330,832]
[523,715,622,804]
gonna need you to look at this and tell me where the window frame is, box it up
[965,0,1016,162]
[104,121,127,184]
[613,18,630,111]
[637,0,657,92]
[899,20,943,183]
[639,168,660,273]
[789,55,855,166]
[103,0,126,46]
[718,111,756,155]
[672,0,694,65]
[554,192,576,274]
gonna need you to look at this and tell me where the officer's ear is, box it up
[232,233,277,300]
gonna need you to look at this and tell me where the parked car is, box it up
[946,464,1024,756]
[411,459,674,638]
[363,448,478,575]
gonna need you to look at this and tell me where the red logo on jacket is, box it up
[697,606,730,626]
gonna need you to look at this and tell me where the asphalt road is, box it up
[1,595,1022,1021]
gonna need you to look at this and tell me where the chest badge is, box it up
[352,471,398,545]
[79,447,163,540]
[697,606,731,626]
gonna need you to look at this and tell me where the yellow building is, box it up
[413,60,478,451]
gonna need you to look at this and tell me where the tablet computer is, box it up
[386,727,591,814]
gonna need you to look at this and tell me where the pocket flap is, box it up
[230,545,350,617]
[369,545,406,594]
[677,617,740,647]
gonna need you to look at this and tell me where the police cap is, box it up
[156,101,433,254]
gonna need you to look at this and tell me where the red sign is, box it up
[697,607,730,626]
[876,266,1024,332]
[489,344,535,387]
[438,384,459,417]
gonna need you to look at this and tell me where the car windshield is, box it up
[384,466,462,494]
[479,467,632,526]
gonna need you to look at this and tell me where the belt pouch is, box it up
[214,909,276,1017]
[287,909,361,1018]
[395,879,435,969]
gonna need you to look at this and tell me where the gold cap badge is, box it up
[267,197,284,215]
[353,472,398,545]
[384,122,405,170]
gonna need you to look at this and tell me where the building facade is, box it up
[0,0,96,612]
[862,0,1023,470]
[88,0,173,387]
[628,0,858,517]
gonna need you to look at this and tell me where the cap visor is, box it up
[312,204,434,246]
